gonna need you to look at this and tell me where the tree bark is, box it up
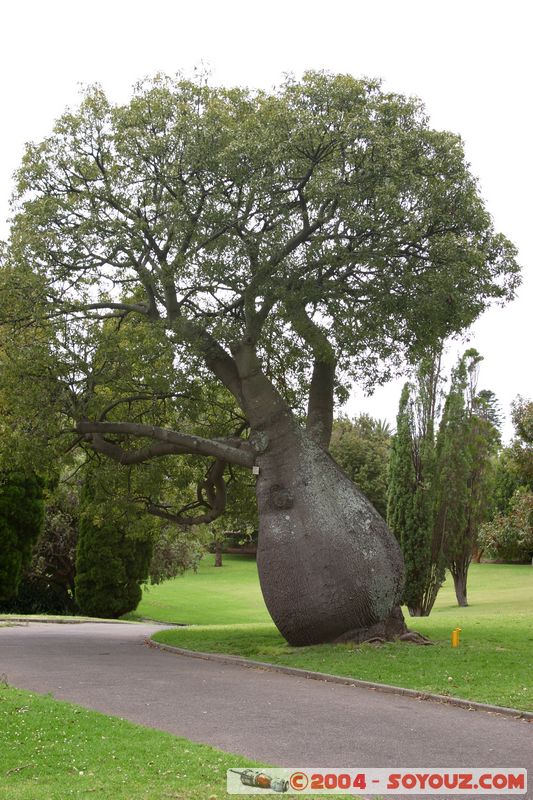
[452,569,469,607]
[231,343,406,646]
[214,541,223,567]
[306,359,336,449]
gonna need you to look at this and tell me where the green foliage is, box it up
[75,477,153,618]
[147,526,206,585]
[3,485,79,615]
[329,414,391,517]
[509,397,533,489]
[435,350,500,603]
[479,399,533,562]
[479,488,533,562]
[1,71,519,458]
[387,352,445,616]
[0,473,44,601]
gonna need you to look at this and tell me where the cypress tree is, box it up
[435,350,499,606]
[388,351,445,616]
[75,479,152,618]
[0,473,44,601]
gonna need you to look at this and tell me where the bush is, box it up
[75,484,153,618]
[0,473,44,601]
[479,489,533,563]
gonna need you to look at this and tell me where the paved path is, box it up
[1,622,531,794]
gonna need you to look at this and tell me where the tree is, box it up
[434,351,499,605]
[75,475,153,618]
[1,72,519,644]
[147,526,205,583]
[479,488,533,563]
[387,350,445,616]
[0,473,44,601]
[329,414,391,518]
[509,398,533,489]
[478,396,533,563]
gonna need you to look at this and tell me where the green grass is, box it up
[0,686,339,800]
[127,555,267,625]
[0,614,140,624]
[0,685,258,799]
[148,559,533,712]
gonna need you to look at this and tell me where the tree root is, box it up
[398,630,434,645]
[331,606,434,646]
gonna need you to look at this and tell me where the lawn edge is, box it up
[0,615,140,625]
[148,637,533,722]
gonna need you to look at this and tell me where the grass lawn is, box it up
[128,555,267,625]
[147,558,533,712]
[0,686,340,799]
[0,685,259,800]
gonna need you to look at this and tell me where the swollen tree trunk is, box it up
[253,420,405,644]
[225,343,407,646]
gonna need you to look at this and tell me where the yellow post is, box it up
[451,627,462,648]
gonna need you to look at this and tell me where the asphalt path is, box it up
[1,622,531,796]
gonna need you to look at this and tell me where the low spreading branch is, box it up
[76,420,255,467]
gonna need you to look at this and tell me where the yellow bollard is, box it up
[451,627,462,648]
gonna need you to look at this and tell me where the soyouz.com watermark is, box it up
[227,767,527,794]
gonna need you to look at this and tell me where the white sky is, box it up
[1,0,531,441]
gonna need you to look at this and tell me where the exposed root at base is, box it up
[398,630,434,645]
[337,630,433,646]
[331,606,434,646]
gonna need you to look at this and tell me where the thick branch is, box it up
[146,459,227,527]
[76,421,254,467]
[284,300,336,449]
[307,359,336,449]
[82,433,183,465]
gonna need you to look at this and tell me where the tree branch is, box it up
[284,299,336,449]
[76,421,254,467]
[145,459,227,526]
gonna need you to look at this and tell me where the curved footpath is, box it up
[1,622,531,793]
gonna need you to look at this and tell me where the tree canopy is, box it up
[3,73,518,461]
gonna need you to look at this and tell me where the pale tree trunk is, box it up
[232,343,407,646]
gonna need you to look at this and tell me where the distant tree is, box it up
[509,398,533,488]
[147,526,206,584]
[435,351,499,606]
[474,390,502,429]
[478,396,533,563]
[330,414,391,518]
[387,349,445,616]
[0,473,44,601]
[478,488,533,563]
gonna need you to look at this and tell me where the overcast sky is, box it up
[1,0,531,440]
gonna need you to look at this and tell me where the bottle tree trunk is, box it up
[254,420,405,644]
[232,344,406,646]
